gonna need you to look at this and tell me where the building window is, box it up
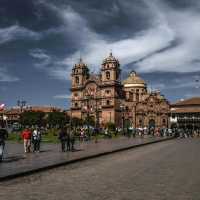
[129,92,133,101]
[162,119,166,125]
[75,103,78,107]
[136,93,139,102]
[75,76,79,84]
[106,71,110,80]
[106,90,110,94]
[106,100,110,106]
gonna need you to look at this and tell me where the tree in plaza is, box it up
[71,117,83,127]
[104,122,116,138]
[47,111,69,128]
[20,111,45,127]
[106,122,116,132]
[124,119,131,136]
[83,115,95,127]
[124,119,131,129]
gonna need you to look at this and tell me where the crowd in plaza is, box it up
[0,125,200,162]
[20,126,78,153]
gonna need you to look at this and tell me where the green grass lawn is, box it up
[42,129,59,143]
[8,132,22,143]
[7,129,59,143]
[7,129,123,143]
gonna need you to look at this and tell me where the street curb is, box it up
[0,137,174,182]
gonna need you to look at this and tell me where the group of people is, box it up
[22,126,77,154]
[21,127,41,153]
[174,128,200,138]
[58,127,75,152]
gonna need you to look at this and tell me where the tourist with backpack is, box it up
[32,128,42,152]
[58,128,67,152]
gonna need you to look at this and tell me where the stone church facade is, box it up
[70,53,170,128]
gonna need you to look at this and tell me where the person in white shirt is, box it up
[32,128,41,152]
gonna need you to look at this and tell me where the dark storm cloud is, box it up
[0,0,62,30]
[0,0,199,108]
[165,0,200,9]
[63,0,153,40]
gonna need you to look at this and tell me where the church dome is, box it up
[102,52,119,65]
[123,71,146,87]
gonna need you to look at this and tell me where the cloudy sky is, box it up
[0,0,200,109]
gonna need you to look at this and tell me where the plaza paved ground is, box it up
[0,138,199,200]
[0,136,170,180]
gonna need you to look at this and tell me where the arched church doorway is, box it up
[149,119,156,129]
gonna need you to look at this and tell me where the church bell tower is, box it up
[100,53,122,126]
[71,58,90,118]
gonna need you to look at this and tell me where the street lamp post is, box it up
[17,100,26,113]
[134,103,137,129]
[192,116,195,133]
[184,116,187,132]
[120,105,125,136]
[17,100,26,128]
[85,95,90,140]
[95,97,99,143]
[70,107,72,130]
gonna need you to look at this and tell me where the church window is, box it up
[129,92,133,101]
[106,90,110,94]
[106,71,110,80]
[106,100,110,105]
[75,103,78,107]
[75,76,79,84]
[162,119,166,125]
[136,93,139,102]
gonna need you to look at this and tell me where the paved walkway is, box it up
[0,136,172,181]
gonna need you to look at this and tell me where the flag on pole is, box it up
[0,103,5,111]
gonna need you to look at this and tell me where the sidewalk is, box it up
[0,136,173,181]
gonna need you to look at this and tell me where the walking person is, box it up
[80,128,84,142]
[70,129,75,151]
[58,128,67,152]
[0,128,8,162]
[32,128,42,152]
[66,128,71,151]
[21,127,32,153]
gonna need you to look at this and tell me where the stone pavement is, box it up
[0,136,172,181]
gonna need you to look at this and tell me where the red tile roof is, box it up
[171,107,200,113]
[1,106,63,115]
[172,97,200,106]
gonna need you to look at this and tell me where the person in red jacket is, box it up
[21,127,32,153]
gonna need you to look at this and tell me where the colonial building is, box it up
[171,97,200,130]
[0,106,63,125]
[70,53,170,128]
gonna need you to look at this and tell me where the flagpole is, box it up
[0,103,5,128]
